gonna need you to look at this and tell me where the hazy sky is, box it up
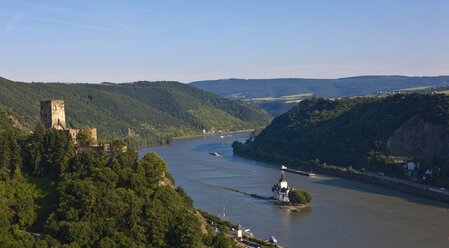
[1,0,448,83]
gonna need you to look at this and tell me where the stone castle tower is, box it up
[40,100,67,130]
[40,100,97,145]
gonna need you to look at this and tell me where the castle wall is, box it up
[67,128,79,142]
[67,128,98,145]
[273,192,290,202]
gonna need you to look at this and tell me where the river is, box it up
[139,132,449,248]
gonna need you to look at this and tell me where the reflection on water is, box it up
[139,133,449,248]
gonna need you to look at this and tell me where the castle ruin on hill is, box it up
[40,100,98,145]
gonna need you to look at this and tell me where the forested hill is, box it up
[0,76,271,146]
[233,94,449,187]
[191,76,449,99]
[0,113,239,247]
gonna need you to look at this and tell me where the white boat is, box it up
[209,152,222,157]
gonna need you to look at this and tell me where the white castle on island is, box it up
[272,169,292,202]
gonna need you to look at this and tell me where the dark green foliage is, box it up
[0,110,40,246]
[0,129,21,175]
[138,152,168,185]
[28,122,45,174]
[76,128,96,146]
[248,128,263,141]
[176,186,193,207]
[43,149,205,247]
[288,189,312,205]
[0,173,39,247]
[26,122,74,176]
[234,94,449,185]
[256,101,296,117]
[208,232,236,248]
[416,157,449,188]
[1,121,222,247]
[0,76,271,147]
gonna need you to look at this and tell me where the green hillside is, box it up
[233,94,449,187]
[0,76,271,147]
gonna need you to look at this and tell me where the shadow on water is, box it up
[313,177,449,209]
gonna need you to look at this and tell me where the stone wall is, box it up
[67,128,98,145]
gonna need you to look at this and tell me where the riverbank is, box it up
[172,129,256,141]
[286,164,449,204]
[233,151,449,204]
[199,211,279,248]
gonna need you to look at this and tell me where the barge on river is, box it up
[281,165,316,177]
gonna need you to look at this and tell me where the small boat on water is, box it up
[220,135,233,138]
[209,152,222,157]
[281,165,316,177]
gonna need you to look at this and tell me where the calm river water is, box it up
[139,132,449,248]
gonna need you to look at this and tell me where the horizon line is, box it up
[2,74,449,85]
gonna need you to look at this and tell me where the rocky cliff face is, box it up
[388,115,449,157]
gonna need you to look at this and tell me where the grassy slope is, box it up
[0,77,271,146]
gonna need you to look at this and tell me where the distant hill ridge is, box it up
[191,75,449,117]
[191,75,449,99]
[0,76,271,147]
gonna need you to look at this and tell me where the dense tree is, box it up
[26,123,74,177]
[288,189,312,205]
[0,147,39,247]
[76,128,96,146]
[42,145,206,247]
[28,121,45,174]
[138,152,167,185]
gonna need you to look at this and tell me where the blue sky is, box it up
[0,0,448,83]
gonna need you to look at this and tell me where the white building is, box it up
[272,172,290,202]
